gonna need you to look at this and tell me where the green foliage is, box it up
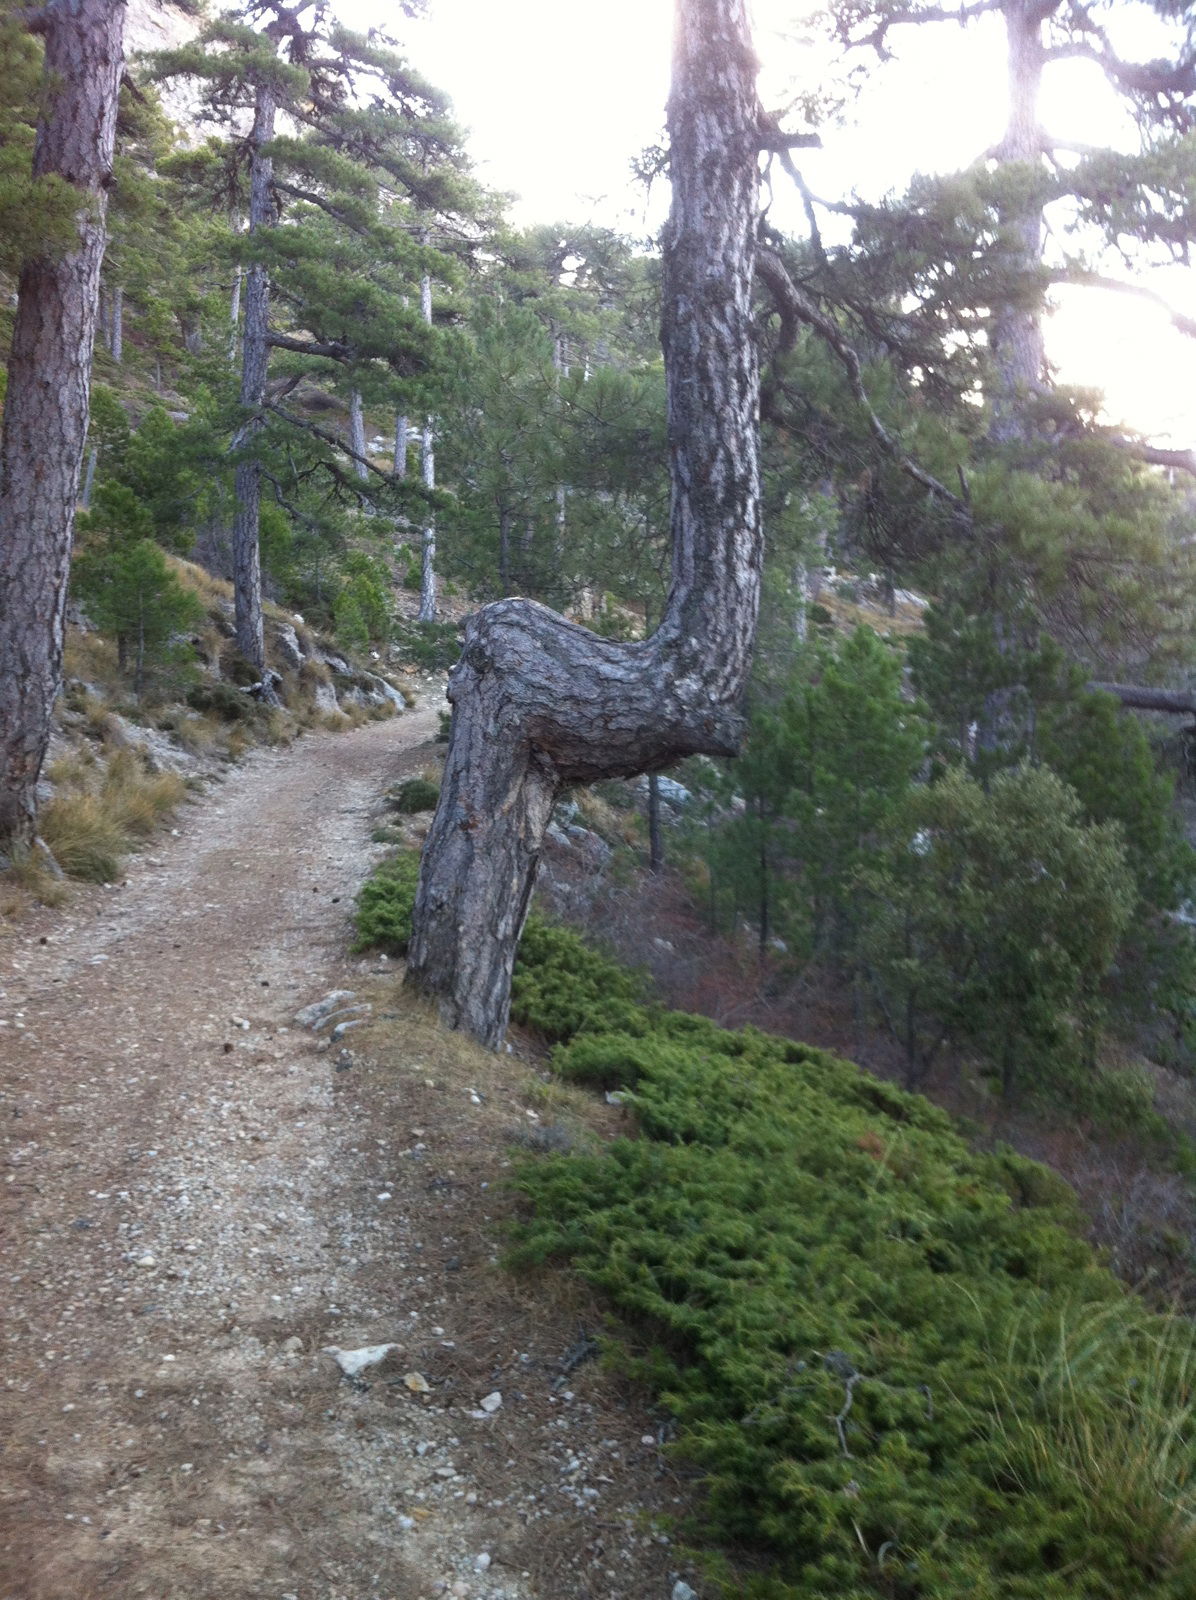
[184,681,255,723]
[511,960,1196,1598]
[72,491,203,700]
[0,20,80,277]
[860,765,1136,1097]
[387,776,440,813]
[352,848,422,954]
[333,549,393,650]
[509,919,649,1043]
[699,627,927,960]
[390,618,461,671]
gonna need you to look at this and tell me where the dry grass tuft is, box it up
[3,843,71,907]
[37,792,128,882]
[34,746,188,884]
[168,556,234,609]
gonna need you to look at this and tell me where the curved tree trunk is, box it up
[0,0,127,844]
[232,80,275,672]
[406,0,763,1045]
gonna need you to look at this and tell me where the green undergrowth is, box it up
[354,848,1196,1596]
[352,850,646,1036]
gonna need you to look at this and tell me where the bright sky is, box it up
[349,0,1196,447]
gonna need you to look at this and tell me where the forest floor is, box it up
[0,701,695,1600]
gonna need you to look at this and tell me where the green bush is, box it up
[185,680,255,722]
[386,776,440,813]
[391,618,461,671]
[351,855,646,1039]
[512,997,1196,1597]
[510,918,648,1042]
[352,849,421,954]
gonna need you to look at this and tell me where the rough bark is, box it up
[0,0,127,843]
[348,389,368,481]
[232,80,275,672]
[406,0,763,1045]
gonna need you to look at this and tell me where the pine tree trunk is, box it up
[417,269,437,622]
[418,417,437,621]
[81,446,99,512]
[229,264,242,360]
[648,772,664,874]
[349,389,368,480]
[406,0,763,1045]
[990,0,1046,442]
[0,0,127,844]
[393,413,408,477]
[109,282,123,364]
[498,502,512,593]
[553,330,567,560]
[232,80,275,672]
[977,0,1047,750]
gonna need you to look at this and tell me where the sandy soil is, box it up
[0,709,695,1600]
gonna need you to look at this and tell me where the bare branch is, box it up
[265,401,402,483]
[266,331,354,360]
[1088,682,1196,715]
[1105,436,1196,477]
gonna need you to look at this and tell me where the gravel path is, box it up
[0,710,691,1600]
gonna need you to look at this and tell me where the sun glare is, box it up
[367,0,1196,446]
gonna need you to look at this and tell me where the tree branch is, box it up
[266,401,413,486]
[1055,269,1196,339]
[754,244,968,514]
[266,331,354,360]
[1088,682,1196,715]
[1105,436,1196,477]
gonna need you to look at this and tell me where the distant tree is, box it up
[72,485,203,700]
[861,765,1134,1096]
[152,0,480,672]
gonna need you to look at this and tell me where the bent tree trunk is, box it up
[0,0,127,843]
[406,0,763,1045]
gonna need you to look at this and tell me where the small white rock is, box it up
[323,1343,400,1379]
[479,1391,502,1414]
[474,1552,491,1572]
[135,1254,156,1268]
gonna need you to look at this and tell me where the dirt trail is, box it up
[0,711,689,1600]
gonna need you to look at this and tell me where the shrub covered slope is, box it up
[357,853,1196,1597]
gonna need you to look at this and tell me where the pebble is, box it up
[672,1583,699,1600]
[479,1391,502,1414]
[474,1552,491,1572]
